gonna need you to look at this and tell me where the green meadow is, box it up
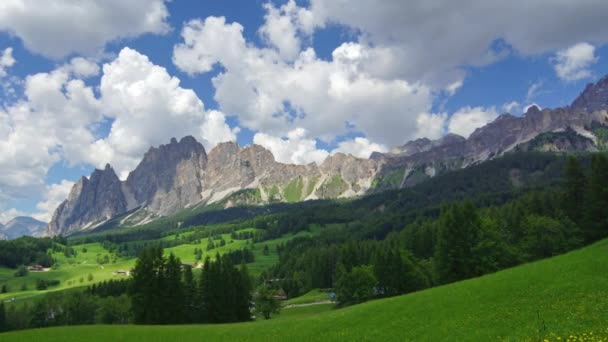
[0,227,317,303]
[3,237,607,341]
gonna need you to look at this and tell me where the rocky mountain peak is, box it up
[125,137,208,215]
[47,163,127,236]
[1,216,47,239]
[525,105,542,116]
[439,133,466,146]
[571,75,608,113]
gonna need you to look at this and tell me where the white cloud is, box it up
[174,17,434,147]
[526,81,544,102]
[253,128,329,165]
[66,57,100,78]
[33,180,74,223]
[89,47,239,178]
[259,0,318,61]
[554,42,598,81]
[415,112,447,140]
[502,101,521,114]
[448,106,499,138]
[332,137,387,159]
[0,0,170,58]
[309,0,608,86]
[0,62,102,202]
[0,47,238,216]
[0,47,16,77]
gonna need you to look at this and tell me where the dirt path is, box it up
[283,300,333,309]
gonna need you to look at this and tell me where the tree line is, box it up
[129,247,252,324]
[269,153,608,306]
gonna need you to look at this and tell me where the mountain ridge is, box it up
[1,216,47,239]
[46,76,608,236]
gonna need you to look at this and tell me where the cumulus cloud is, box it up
[415,112,447,140]
[553,42,598,81]
[33,180,75,222]
[0,60,102,201]
[92,47,238,177]
[448,106,499,138]
[0,48,237,216]
[309,0,608,86]
[259,0,318,61]
[0,0,170,58]
[253,128,329,165]
[65,57,100,78]
[502,101,521,114]
[331,137,387,159]
[174,16,435,147]
[0,47,16,77]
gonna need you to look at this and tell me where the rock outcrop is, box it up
[47,164,127,236]
[125,136,207,215]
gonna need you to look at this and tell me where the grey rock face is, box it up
[46,164,127,236]
[1,216,46,239]
[125,136,207,215]
[571,75,608,113]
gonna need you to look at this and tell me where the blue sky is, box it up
[0,0,607,222]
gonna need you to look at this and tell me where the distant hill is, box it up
[1,216,47,240]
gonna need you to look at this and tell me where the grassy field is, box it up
[3,237,608,341]
[283,289,332,305]
[0,243,134,302]
[0,228,317,303]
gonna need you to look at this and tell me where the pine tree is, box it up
[182,264,195,323]
[130,247,164,324]
[218,254,237,322]
[434,201,481,284]
[162,253,184,324]
[562,155,586,224]
[0,301,6,332]
[235,263,252,321]
[583,154,608,241]
[199,257,214,322]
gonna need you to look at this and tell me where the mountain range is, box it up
[45,75,608,236]
[0,216,47,240]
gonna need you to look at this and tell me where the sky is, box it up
[0,0,607,224]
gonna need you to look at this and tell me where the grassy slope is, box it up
[0,228,316,303]
[0,243,133,302]
[4,238,608,341]
[283,289,331,305]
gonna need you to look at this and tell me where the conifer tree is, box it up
[434,201,481,284]
[0,301,6,332]
[236,263,252,321]
[562,155,586,224]
[583,154,608,241]
[182,264,195,323]
[162,253,184,324]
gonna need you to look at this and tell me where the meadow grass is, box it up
[3,238,608,341]
[283,289,331,305]
[0,228,317,303]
